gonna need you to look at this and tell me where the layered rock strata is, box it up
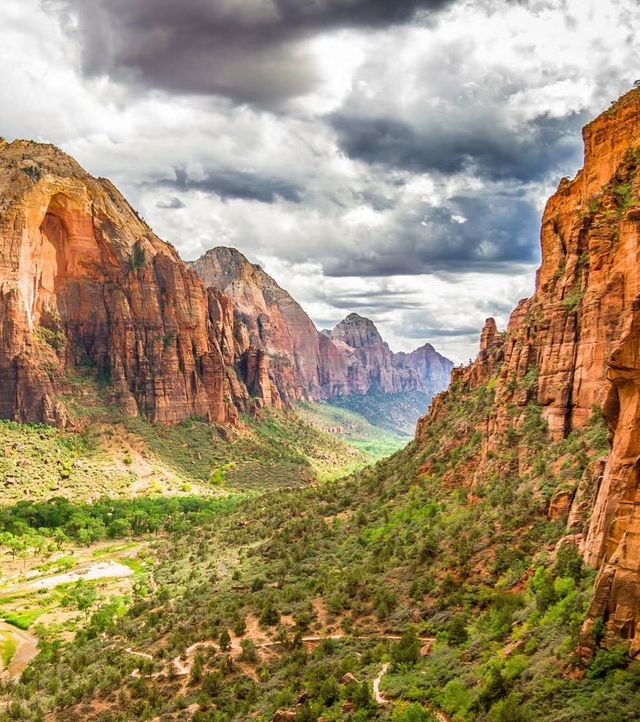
[0,139,231,426]
[192,249,453,407]
[0,141,452,427]
[417,88,640,656]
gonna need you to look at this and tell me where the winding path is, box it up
[0,621,38,681]
[373,662,389,705]
[373,661,452,722]
[126,632,436,679]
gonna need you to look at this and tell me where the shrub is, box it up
[445,614,469,646]
[392,702,435,721]
[128,243,147,271]
[587,645,628,679]
[392,629,421,668]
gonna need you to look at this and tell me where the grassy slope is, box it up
[3,372,638,722]
[295,401,409,460]
[0,405,376,504]
[326,390,434,436]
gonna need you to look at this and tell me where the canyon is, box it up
[192,246,452,409]
[0,141,451,429]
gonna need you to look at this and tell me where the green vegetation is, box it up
[0,495,242,549]
[128,242,147,271]
[0,401,373,503]
[561,287,584,312]
[2,609,44,631]
[326,389,435,435]
[296,401,409,460]
[0,364,631,722]
[0,630,16,666]
[21,164,41,181]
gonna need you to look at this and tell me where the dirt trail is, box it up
[373,662,389,705]
[373,660,452,722]
[126,632,436,680]
[0,621,38,681]
[126,647,153,661]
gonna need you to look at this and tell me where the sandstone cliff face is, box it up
[0,139,233,426]
[416,88,640,656]
[192,246,350,405]
[192,249,453,407]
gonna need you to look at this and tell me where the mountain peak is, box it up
[331,313,383,348]
[191,246,255,290]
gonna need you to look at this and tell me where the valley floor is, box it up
[1,386,639,721]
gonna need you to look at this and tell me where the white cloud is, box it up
[0,0,638,363]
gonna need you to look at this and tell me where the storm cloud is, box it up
[50,0,456,106]
[4,0,638,361]
[156,167,304,204]
[330,112,586,183]
[319,191,541,277]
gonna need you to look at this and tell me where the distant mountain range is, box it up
[191,246,452,413]
[0,140,451,430]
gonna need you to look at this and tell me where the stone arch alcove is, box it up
[33,192,100,325]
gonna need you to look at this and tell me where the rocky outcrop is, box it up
[0,139,233,426]
[416,87,640,657]
[395,342,455,398]
[192,249,453,407]
[192,246,351,405]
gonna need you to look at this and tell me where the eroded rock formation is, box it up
[192,246,351,405]
[416,88,640,656]
[192,248,453,406]
[0,139,231,426]
[0,143,452,427]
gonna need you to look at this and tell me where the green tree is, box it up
[219,628,231,652]
[392,628,421,668]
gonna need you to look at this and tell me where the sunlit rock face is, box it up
[0,139,231,426]
[416,88,640,656]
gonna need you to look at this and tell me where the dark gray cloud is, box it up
[330,111,586,183]
[314,288,426,311]
[156,196,185,210]
[156,167,304,204]
[322,191,540,277]
[50,0,456,106]
[405,327,479,338]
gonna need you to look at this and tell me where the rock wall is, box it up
[192,249,453,406]
[0,139,232,426]
[0,141,452,427]
[192,246,351,405]
[416,88,640,656]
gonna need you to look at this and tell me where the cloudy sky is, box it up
[1,0,639,363]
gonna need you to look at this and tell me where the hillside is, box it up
[3,89,640,722]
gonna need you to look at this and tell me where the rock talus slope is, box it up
[417,88,640,656]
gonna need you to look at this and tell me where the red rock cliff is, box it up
[192,246,350,405]
[0,139,233,426]
[416,88,640,656]
[192,249,453,406]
